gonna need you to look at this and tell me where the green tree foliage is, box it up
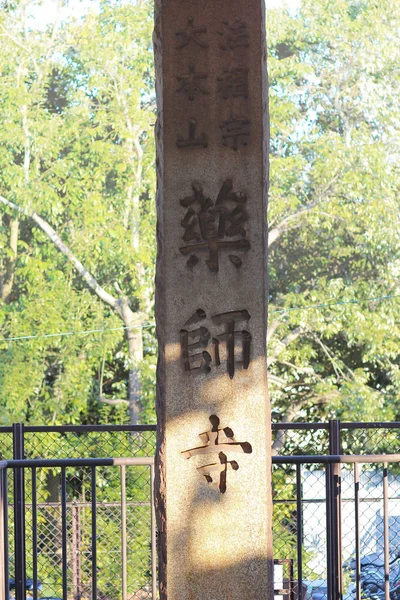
[267,0,400,439]
[0,0,400,433]
[0,0,156,425]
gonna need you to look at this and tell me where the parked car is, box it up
[8,579,42,592]
[344,554,400,600]
[303,579,328,600]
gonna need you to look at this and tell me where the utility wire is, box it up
[2,291,400,343]
[269,293,400,314]
[3,323,155,343]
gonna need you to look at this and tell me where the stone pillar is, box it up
[154,0,272,599]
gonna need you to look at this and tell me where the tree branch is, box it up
[279,360,315,374]
[268,203,318,247]
[100,396,129,406]
[268,172,341,248]
[267,318,283,343]
[271,391,339,454]
[267,326,303,367]
[309,331,353,381]
[0,216,19,303]
[0,195,119,312]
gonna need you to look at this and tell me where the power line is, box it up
[3,323,155,343]
[269,292,400,314]
[2,291,400,343]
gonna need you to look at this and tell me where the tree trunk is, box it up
[0,194,144,423]
[118,297,143,425]
[0,216,19,303]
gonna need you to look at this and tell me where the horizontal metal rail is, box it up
[0,455,156,600]
[272,453,400,464]
[272,422,329,430]
[0,424,157,434]
[15,501,151,508]
[0,420,399,434]
[23,424,157,432]
[3,456,154,468]
[0,419,398,435]
[3,452,399,467]
[340,421,400,429]
[271,421,400,430]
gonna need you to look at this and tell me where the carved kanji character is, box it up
[218,19,249,51]
[198,452,239,494]
[180,309,212,374]
[217,68,249,100]
[176,17,208,49]
[179,309,252,378]
[179,180,250,272]
[176,119,208,149]
[182,415,252,493]
[220,116,250,150]
[176,64,209,101]
[212,310,251,379]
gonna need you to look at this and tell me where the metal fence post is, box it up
[383,463,390,600]
[72,503,81,600]
[328,420,342,600]
[296,464,303,600]
[13,423,26,600]
[0,468,6,600]
[329,419,341,457]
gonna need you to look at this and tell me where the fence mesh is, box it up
[273,459,400,600]
[7,463,153,600]
[272,426,330,456]
[340,427,400,456]
[23,429,157,460]
[272,423,400,457]
[0,431,14,460]
[5,421,400,600]
[2,427,156,600]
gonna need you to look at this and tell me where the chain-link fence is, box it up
[4,458,156,600]
[272,425,400,600]
[272,421,400,457]
[1,425,157,600]
[4,421,400,600]
[12,426,156,461]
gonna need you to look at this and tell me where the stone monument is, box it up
[154,0,273,598]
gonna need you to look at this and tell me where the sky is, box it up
[28,0,95,28]
[28,0,301,29]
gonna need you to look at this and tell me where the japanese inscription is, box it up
[174,17,251,151]
[180,308,251,379]
[218,19,250,51]
[172,9,258,496]
[182,415,252,493]
[220,116,251,150]
[176,64,209,101]
[176,17,208,49]
[218,68,249,100]
[179,179,250,272]
[177,119,208,149]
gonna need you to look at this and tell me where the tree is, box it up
[2,0,400,434]
[266,0,400,443]
[0,0,156,425]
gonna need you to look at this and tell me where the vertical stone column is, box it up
[154,1,272,599]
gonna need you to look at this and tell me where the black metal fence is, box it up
[1,456,156,600]
[272,420,400,457]
[3,420,400,600]
[272,421,400,600]
[0,424,157,600]
[0,423,157,462]
[273,453,400,600]
[4,419,400,461]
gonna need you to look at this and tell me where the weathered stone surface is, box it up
[154,1,273,599]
